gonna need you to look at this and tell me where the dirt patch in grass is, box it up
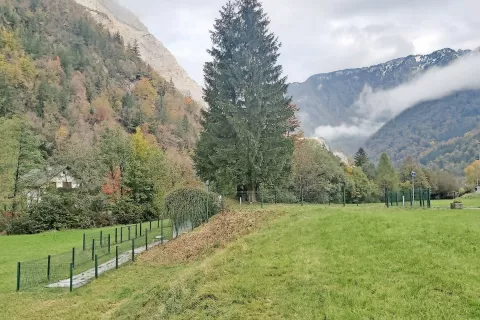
[140,209,283,265]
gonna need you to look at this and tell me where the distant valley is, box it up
[289,48,480,173]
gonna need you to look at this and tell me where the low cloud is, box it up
[354,52,480,121]
[313,51,480,142]
[314,120,384,141]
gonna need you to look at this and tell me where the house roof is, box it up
[20,166,73,189]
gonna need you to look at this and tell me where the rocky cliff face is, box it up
[75,0,205,107]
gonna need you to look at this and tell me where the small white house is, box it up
[22,166,79,205]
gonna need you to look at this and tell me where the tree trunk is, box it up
[249,182,256,203]
[12,142,23,211]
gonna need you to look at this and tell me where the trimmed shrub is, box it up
[165,188,221,234]
[111,199,144,225]
[5,213,36,235]
[261,189,298,204]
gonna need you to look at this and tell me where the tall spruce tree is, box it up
[194,0,295,200]
[354,147,369,167]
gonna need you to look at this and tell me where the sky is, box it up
[117,0,480,85]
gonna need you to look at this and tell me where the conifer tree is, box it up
[132,39,140,57]
[376,152,398,191]
[354,147,369,167]
[11,120,45,210]
[194,0,296,199]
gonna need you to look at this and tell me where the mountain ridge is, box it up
[74,0,205,107]
[288,47,478,154]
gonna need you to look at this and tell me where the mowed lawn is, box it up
[0,226,122,293]
[1,205,480,319]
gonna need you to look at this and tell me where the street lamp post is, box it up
[411,171,416,206]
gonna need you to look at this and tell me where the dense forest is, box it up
[0,0,203,232]
[366,90,480,175]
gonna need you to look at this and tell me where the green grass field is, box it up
[1,205,480,319]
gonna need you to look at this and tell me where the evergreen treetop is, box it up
[354,147,369,167]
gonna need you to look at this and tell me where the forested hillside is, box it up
[0,0,202,218]
[288,48,475,153]
[365,90,480,175]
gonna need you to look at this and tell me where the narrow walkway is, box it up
[47,240,167,289]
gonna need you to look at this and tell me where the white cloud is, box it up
[312,52,480,141]
[314,120,384,140]
[354,52,480,121]
[115,0,480,84]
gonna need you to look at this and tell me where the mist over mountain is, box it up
[288,48,480,154]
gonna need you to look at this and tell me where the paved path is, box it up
[47,240,168,289]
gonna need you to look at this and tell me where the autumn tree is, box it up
[399,156,430,189]
[123,127,169,220]
[292,137,346,202]
[376,152,398,191]
[465,160,480,188]
[194,0,296,199]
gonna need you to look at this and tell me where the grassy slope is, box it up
[2,205,480,319]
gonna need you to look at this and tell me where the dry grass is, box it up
[141,208,284,265]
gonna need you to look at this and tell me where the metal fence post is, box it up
[69,263,73,293]
[95,255,98,279]
[120,227,123,243]
[128,226,131,241]
[149,221,152,231]
[419,188,423,207]
[72,247,75,268]
[161,219,164,245]
[145,229,148,251]
[108,234,111,254]
[385,188,389,208]
[157,218,160,228]
[82,233,86,251]
[115,228,118,244]
[260,184,264,208]
[115,246,119,269]
[140,222,143,236]
[100,231,103,247]
[135,224,138,238]
[47,255,51,281]
[206,193,209,222]
[92,239,95,260]
[343,185,346,207]
[16,262,21,292]
[131,239,135,262]
[428,189,431,208]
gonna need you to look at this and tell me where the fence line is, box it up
[16,218,172,292]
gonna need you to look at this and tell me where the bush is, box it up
[6,191,115,234]
[5,213,36,235]
[261,189,298,204]
[111,199,144,224]
[165,188,221,233]
[461,193,480,199]
[28,192,90,232]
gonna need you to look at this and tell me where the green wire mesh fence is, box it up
[385,188,431,208]
[16,219,173,292]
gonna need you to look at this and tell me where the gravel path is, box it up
[47,240,167,289]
